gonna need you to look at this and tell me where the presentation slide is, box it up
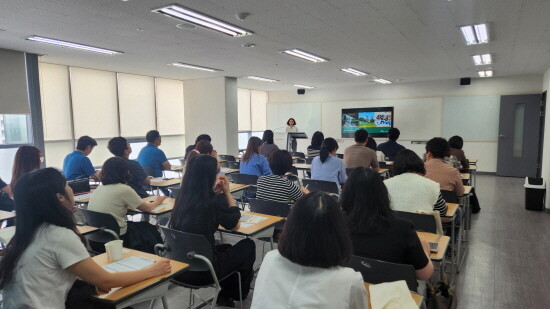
[341,107,394,138]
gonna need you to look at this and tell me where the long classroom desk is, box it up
[0,210,15,223]
[0,225,99,245]
[293,163,389,176]
[364,282,423,308]
[91,248,189,308]
[218,211,284,237]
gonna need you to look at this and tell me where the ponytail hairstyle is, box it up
[319,138,338,163]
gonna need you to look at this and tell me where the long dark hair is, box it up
[340,167,393,235]
[319,137,338,163]
[394,149,426,176]
[278,192,352,268]
[262,130,274,144]
[10,146,41,188]
[0,168,85,288]
[310,131,324,148]
[186,140,213,162]
[169,155,218,230]
[242,136,262,162]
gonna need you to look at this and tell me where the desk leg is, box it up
[450,216,456,279]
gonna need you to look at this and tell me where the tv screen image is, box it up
[341,107,394,138]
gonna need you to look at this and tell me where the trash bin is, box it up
[524,177,545,211]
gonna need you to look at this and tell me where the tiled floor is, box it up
[137,175,550,309]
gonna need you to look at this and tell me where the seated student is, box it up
[10,145,42,189]
[0,168,171,309]
[88,157,166,252]
[260,130,279,159]
[0,178,12,198]
[366,132,377,151]
[424,137,465,197]
[257,150,309,203]
[307,131,324,157]
[343,129,380,171]
[63,136,99,180]
[185,139,216,162]
[0,178,14,218]
[252,192,368,309]
[384,150,448,216]
[377,128,406,161]
[311,138,347,186]
[108,137,150,198]
[184,134,211,159]
[340,167,434,283]
[169,155,255,307]
[448,135,469,169]
[137,130,171,177]
[239,136,272,177]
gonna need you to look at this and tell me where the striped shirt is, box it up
[257,174,303,203]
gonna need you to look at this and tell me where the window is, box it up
[238,131,264,151]
[0,114,31,145]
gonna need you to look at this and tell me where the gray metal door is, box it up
[497,94,542,177]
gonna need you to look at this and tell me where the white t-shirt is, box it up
[384,173,440,213]
[285,126,299,133]
[251,250,368,309]
[88,183,143,235]
[3,224,90,309]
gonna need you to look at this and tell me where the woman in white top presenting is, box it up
[0,168,171,309]
[285,118,299,152]
[252,192,368,309]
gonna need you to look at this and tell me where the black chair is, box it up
[395,211,438,234]
[305,157,314,164]
[336,153,344,159]
[441,190,459,203]
[227,161,240,169]
[248,198,290,232]
[302,179,339,195]
[220,161,230,168]
[292,152,306,164]
[170,187,180,199]
[218,155,237,162]
[347,255,418,292]
[80,209,120,253]
[155,227,243,309]
[230,173,259,208]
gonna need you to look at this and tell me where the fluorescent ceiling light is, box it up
[373,78,392,84]
[478,70,493,78]
[246,76,279,82]
[472,54,492,66]
[459,23,490,45]
[281,49,328,63]
[170,62,221,72]
[152,4,252,37]
[293,84,315,89]
[26,36,122,55]
[341,68,368,76]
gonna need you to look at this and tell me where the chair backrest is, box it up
[302,179,339,195]
[220,161,230,168]
[231,173,259,185]
[218,155,236,162]
[170,187,180,199]
[336,153,344,159]
[292,152,306,159]
[394,210,437,234]
[143,166,155,177]
[80,209,120,242]
[347,255,418,292]
[227,161,240,169]
[158,227,213,272]
[440,190,459,203]
[248,198,291,218]
[305,157,314,164]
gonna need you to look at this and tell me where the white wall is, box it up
[542,69,550,211]
[268,75,543,172]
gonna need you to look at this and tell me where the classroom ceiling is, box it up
[0,0,549,91]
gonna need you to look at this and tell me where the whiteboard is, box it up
[443,95,500,141]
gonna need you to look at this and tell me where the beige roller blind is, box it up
[155,78,185,135]
[251,90,267,131]
[70,67,119,138]
[238,88,251,131]
[160,135,186,158]
[39,63,72,141]
[0,48,30,114]
[118,73,156,137]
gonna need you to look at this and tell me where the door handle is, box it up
[499,134,506,138]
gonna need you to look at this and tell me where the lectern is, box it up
[287,132,308,152]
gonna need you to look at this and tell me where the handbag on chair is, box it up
[68,176,91,194]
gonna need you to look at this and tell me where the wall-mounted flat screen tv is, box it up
[341,107,394,138]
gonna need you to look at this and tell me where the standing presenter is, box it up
[285,118,299,152]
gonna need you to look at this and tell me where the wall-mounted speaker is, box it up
[460,78,471,85]
[297,89,306,95]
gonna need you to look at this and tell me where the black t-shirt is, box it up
[349,216,429,270]
[172,193,240,249]
[0,178,6,190]
[184,144,195,160]
[366,138,377,151]
[126,159,149,198]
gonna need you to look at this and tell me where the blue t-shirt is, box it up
[239,153,272,177]
[311,155,347,185]
[63,150,96,180]
[377,140,406,161]
[137,144,168,177]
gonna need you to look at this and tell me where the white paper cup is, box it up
[105,240,124,261]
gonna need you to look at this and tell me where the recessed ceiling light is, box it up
[246,76,279,82]
[293,84,315,89]
[478,70,493,78]
[373,78,392,84]
[170,62,222,72]
[459,23,489,45]
[26,36,122,55]
[472,54,492,66]
[176,23,197,30]
[281,49,328,63]
[242,43,256,48]
[340,68,368,76]
[152,4,252,37]
[136,28,144,31]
